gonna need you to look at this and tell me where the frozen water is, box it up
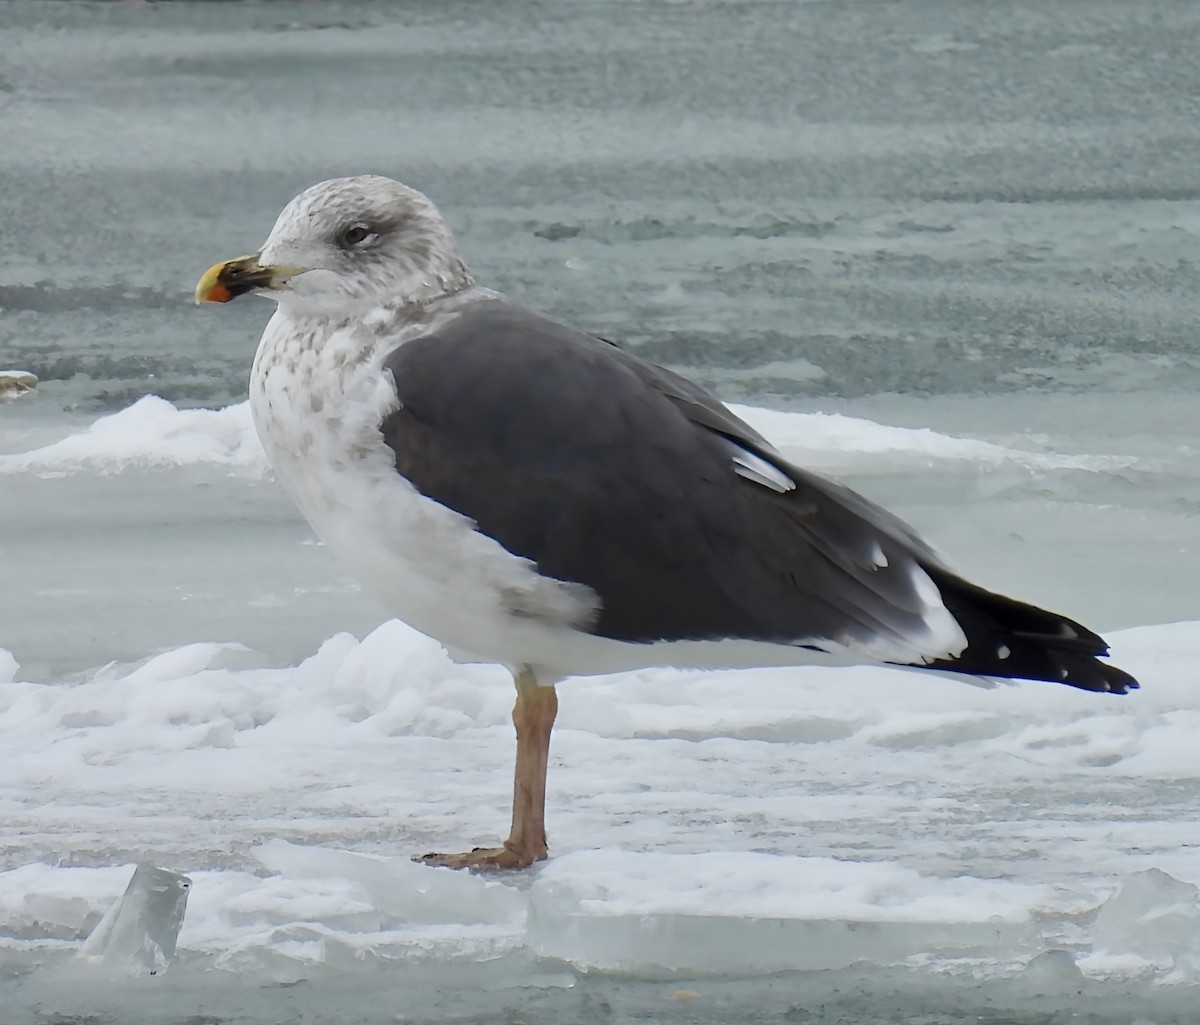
[3,0,1200,1022]
[254,839,526,928]
[79,864,192,976]
[526,850,1043,973]
[1088,869,1200,979]
[3,616,1200,1022]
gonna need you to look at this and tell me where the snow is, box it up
[730,403,1133,474]
[3,612,1200,994]
[0,395,1131,478]
[0,397,264,477]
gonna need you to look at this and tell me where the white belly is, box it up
[247,310,882,683]
[248,312,612,672]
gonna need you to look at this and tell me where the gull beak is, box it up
[194,255,303,304]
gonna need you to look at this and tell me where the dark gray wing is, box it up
[378,298,1137,693]
[379,299,951,657]
[641,360,947,567]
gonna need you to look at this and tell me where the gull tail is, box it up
[917,572,1139,695]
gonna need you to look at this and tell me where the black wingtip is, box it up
[1094,661,1140,695]
[928,574,1141,696]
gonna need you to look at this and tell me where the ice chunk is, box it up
[528,850,1040,973]
[1091,868,1200,972]
[1014,949,1087,996]
[22,894,94,939]
[254,839,525,926]
[79,863,192,975]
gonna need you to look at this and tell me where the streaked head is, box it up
[195,175,472,314]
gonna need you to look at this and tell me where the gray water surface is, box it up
[4,0,1200,410]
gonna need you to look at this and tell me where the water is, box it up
[2,1,1199,1023]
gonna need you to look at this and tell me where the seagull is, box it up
[196,175,1138,870]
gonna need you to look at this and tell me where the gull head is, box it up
[195,175,473,316]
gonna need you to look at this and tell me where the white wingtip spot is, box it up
[909,565,943,608]
[907,565,968,661]
[851,566,968,665]
[997,644,1011,660]
[868,542,889,570]
[728,446,795,494]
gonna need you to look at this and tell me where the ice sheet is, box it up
[3,618,1198,997]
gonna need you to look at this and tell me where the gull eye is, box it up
[338,223,376,249]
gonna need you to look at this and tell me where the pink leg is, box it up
[417,667,558,871]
